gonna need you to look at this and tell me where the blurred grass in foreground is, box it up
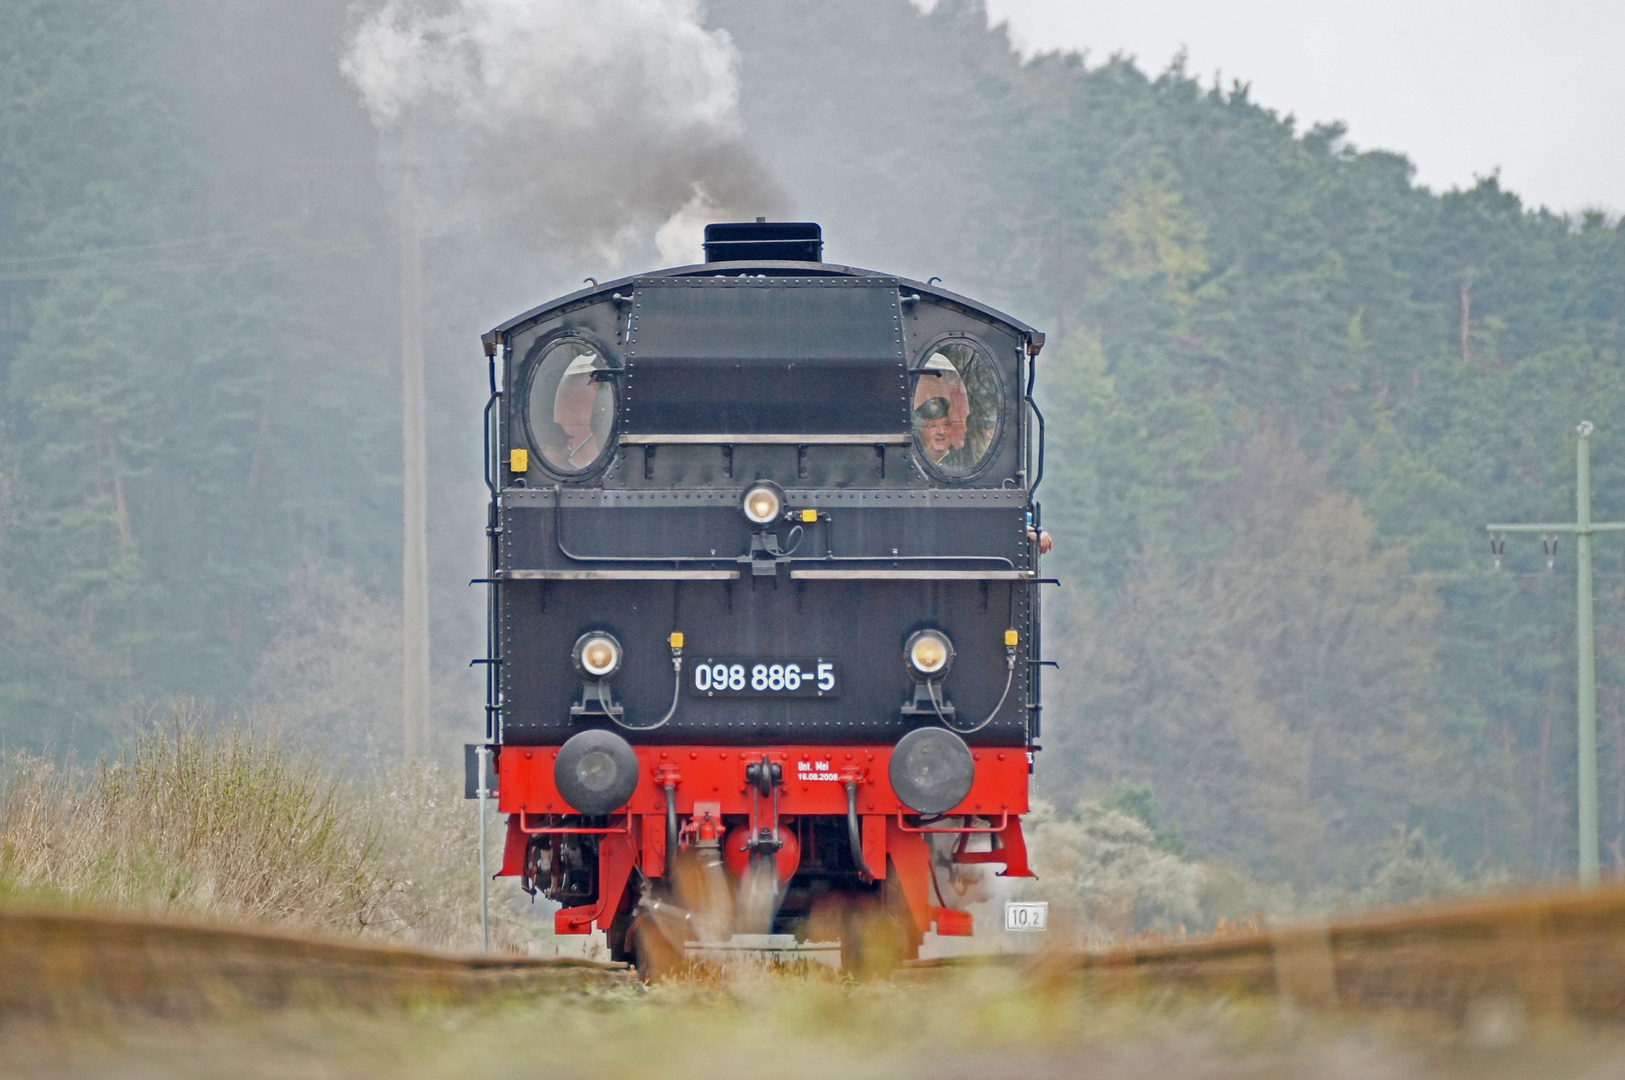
[0,707,549,951]
[3,967,1625,1080]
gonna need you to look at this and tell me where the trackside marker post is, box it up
[478,744,491,951]
[1005,901,1048,931]
[1487,421,1625,889]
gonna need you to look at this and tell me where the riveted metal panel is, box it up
[622,278,908,436]
[498,578,1028,747]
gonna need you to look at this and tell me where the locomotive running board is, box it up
[503,569,740,580]
[789,569,1032,580]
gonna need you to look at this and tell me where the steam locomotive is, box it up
[472,221,1047,972]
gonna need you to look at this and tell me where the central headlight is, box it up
[741,481,784,525]
[905,629,954,679]
[573,631,622,678]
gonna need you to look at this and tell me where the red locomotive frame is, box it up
[493,743,1033,943]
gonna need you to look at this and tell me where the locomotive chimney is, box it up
[702,221,823,263]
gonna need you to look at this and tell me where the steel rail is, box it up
[0,905,628,1016]
[911,884,1625,1022]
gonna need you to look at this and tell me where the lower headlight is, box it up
[889,727,975,814]
[905,629,954,679]
[573,632,622,678]
[554,729,639,814]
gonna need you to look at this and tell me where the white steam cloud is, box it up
[341,0,787,262]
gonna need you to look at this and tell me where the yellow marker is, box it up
[1004,629,1019,647]
[668,632,684,649]
[801,508,818,523]
[509,448,529,473]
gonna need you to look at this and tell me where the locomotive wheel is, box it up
[834,897,915,978]
[606,911,636,966]
[629,913,684,982]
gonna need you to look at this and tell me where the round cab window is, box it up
[525,340,615,475]
[911,341,1000,477]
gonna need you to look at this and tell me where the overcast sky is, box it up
[950,0,1624,216]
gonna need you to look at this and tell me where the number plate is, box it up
[1004,901,1048,932]
[688,658,838,698]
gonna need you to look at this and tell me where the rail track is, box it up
[947,884,1625,1022]
[0,906,629,1017]
[14,886,1625,1021]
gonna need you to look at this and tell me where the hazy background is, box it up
[979,0,1625,214]
[2,0,1623,910]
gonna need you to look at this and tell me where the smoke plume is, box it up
[341,0,788,263]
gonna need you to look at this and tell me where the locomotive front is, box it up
[474,222,1047,969]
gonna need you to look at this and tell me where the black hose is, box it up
[606,654,684,732]
[663,783,678,880]
[845,781,869,879]
[939,650,1017,735]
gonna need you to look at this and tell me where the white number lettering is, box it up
[729,664,746,691]
[694,664,711,691]
[713,664,729,690]
[751,664,768,691]
[784,664,802,691]
[1004,901,1048,932]
[817,662,835,692]
[768,664,785,691]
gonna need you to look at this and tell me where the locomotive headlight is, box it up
[905,629,954,680]
[741,481,784,525]
[573,632,622,678]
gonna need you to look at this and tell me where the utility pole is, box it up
[1487,421,1625,887]
[400,115,432,759]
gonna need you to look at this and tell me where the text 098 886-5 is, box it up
[687,659,837,698]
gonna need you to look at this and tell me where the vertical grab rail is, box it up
[482,346,503,742]
[1024,344,1045,497]
[1023,343,1044,748]
[478,343,505,953]
[474,341,503,948]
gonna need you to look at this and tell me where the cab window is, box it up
[525,339,615,474]
[911,341,1000,477]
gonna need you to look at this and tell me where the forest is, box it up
[2,0,1623,899]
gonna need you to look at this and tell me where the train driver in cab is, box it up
[914,396,956,466]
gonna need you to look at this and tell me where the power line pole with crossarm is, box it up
[1487,421,1625,888]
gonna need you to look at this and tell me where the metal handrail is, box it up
[516,811,634,836]
[894,811,1010,834]
[551,486,1016,570]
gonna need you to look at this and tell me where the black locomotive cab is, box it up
[477,222,1046,966]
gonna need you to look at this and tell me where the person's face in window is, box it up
[921,417,952,459]
[914,396,954,460]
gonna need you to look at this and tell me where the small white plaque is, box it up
[1004,901,1048,932]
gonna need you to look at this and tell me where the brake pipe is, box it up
[844,779,868,880]
[662,779,679,881]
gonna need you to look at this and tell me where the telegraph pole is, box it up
[400,115,432,758]
[1487,421,1625,887]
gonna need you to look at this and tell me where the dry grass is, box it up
[1,717,377,931]
[359,755,555,954]
[0,709,549,951]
